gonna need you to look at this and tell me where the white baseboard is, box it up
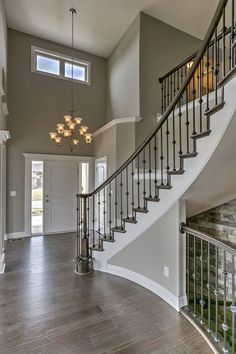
[6,231,29,240]
[99,264,186,312]
[0,252,5,274]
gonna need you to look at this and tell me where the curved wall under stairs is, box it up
[94,76,236,310]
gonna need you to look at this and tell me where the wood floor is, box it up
[0,233,213,354]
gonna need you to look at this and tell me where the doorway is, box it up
[25,154,93,236]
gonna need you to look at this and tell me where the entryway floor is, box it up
[0,234,212,354]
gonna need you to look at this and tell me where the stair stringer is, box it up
[93,78,236,289]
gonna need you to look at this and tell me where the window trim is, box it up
[31,45,91,86]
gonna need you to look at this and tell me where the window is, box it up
[37,55,60,76]
[31,46,91,85]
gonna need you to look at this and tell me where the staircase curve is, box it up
[74,0,236,308]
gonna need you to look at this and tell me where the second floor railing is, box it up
[159,19,236,113]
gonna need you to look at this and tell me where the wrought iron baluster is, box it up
[178,99,183,164]
[215,246,219,343]
[164,79,167,112]
[76,194,80,258]
[193,235,197,317]
[206,47,210,116]
[143,149,146,208]
[148,142,152,198]
[172,73,176,171]
[166,116,170,172]
[154,134,158,197]
[214,28,219,105]
[200,239,204,324]
[185,86,190,154]
[137,155,140,208]
[103,187,106,239]
[222,250,228,353]
[231,0,235,69]
[120,173,123,227]
[207,242,212,333]
[98,191,101,246]
[115,177,118,227]
[231,255,236,354]
[161,80,164,114]
[131,161,135,219]
[199,61,203,133]
[109,183,112,238]
[192,76,196,136]
[126,167,129,219]
[187,233,190,310]
[160,126,164,185]
[92,195,95,247]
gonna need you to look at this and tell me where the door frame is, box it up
[95,156,108,232]
[24,153,94,237]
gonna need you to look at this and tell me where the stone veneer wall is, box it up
[187,199,236,247]
[187,199,236,302]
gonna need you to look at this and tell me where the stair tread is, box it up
[122,217,138,224]
[90,244,104,252]
[111,226,126,233]
[100,236,115,243]
[155,184,172,190]
[204,101,225,116]
[179,152,198,159]
[218,66,236,88]
[191,130,211,139]
[167,169,185,175]
[144,197,160,202]
[133,207,149,213]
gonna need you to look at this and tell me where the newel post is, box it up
[74,194,93,275]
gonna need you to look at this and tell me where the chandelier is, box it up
[49,8,92,152]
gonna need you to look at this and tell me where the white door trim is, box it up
[24,153,94,237]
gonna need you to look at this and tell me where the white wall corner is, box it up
[93,116,143,137]
[0,251,5,274]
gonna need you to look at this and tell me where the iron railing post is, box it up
[74,194,93,275]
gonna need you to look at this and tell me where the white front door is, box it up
[44,161,78,234]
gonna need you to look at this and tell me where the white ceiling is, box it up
[4,0,218,58]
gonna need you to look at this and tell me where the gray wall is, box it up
[137,13,202,146]
[0,0,7,131]
[93,122,136,178]
[7,29,107,234]
[106,15,140,122]
[110,201,186,299]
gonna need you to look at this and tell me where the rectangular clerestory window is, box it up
[31,46,91,85]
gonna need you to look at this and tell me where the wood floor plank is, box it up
[0,234,213,354]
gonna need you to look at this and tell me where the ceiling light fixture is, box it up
[49,8,92,152]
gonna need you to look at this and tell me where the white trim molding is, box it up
[101,264,187,311]
[23,153,94,162]
[6,232,28,240]
[0,130,10,143]
[0,251,5,274]
[93,116,143,137]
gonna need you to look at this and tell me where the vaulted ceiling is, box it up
[4,0,218,57]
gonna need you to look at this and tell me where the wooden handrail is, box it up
[79,0,228,199]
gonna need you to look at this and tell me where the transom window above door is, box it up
[31,46,91,85]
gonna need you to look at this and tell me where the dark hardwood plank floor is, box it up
[0,233,213,354]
